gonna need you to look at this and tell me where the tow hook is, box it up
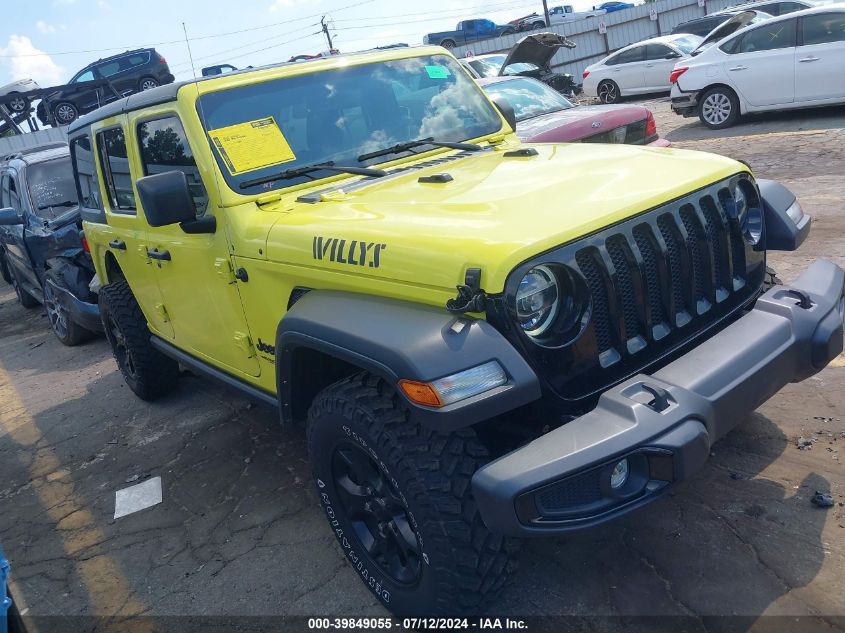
[446,267,486,314]
[785,288,813,309]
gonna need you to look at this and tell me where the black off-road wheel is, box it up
[439,38,456,49]
[763,266,783,292]
[43,269,95,346]
[99,280,179,400]
[9,265,39,308]
[307,373,515,617]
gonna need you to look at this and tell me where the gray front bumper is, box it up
[473,259,845,537]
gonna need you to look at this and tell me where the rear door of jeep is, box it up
[72,117,174,338]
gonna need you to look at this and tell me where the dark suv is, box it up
[37,48,174,126]
[0,142,101,345]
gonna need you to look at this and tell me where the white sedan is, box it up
[670,4,845,128]
[0,78,41,113]
[582,34,702,103]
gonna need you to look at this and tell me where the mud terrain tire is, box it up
[307,372,515,616]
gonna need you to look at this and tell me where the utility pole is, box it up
[542,0,551,26]
[320,16,334,50]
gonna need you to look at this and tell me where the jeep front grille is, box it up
[578,187,753,365]
[492,175,766,404]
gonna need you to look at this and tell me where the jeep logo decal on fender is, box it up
[312,237,387,268]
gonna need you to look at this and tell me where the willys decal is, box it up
[312,237,387,269]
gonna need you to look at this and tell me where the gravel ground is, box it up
[0,98,843,631]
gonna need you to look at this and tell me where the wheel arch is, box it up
[275,290,541,432]
[103,251,126,284]
[700,83,746,114]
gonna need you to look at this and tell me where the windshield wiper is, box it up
[357,137,483,163]
[37,200,76,211]
[239,161,387,190]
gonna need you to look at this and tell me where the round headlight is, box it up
[516,265,559,337]
[733,183,747,225]
[734,181,763,245]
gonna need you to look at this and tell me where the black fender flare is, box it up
[275,290,541,431]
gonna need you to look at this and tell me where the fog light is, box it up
[610,459,629,489]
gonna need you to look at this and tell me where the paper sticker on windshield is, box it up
[207,116,296,176]
[425,65,451,79]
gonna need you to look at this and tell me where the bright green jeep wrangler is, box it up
[69,46,845,615]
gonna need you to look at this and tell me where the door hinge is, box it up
[234,331,255,357]
[214,257,236,283]
[154,303,170,322]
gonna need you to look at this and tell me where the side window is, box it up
[801,12,845,46]
[137,116,208,218]
[0,174,8,208]
[127,54,148,67]
[644,44,673,60]
[71,135,104,211]
[720,35,742,54]
[98,61,122,77]
[96,127,136,213]
[6,174,22,215]
[607,46,645,65]
[738,19,797,52]
[74,69,95,83]
[755,3,780,14]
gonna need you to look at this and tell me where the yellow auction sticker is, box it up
[207,116,296,176]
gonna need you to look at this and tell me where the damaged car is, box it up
[0,142,101,345]
[462,32,580,95]
[480,75,670,145]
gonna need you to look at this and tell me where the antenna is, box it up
[183,22,224,203]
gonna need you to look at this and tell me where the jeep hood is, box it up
[500,32,576,72]
[264,144,744,298]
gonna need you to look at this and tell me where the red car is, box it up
[478,75,670,146]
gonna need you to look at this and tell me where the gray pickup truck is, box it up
[423,19,517,49]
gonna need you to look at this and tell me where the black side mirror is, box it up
[665,52,682,59]
[136,171,215,233]
[491,97,517,131]
[0,207,23,226]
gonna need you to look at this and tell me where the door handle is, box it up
[645,63,654,67]
[798,56,820,63]
[147,248,171,261]
[728,65,747,71]
[108,239,126,250]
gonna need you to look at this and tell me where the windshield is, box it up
[672,34,704,53]
[198,55,502,192]
[468,55,507,77]
[26,157,79,220]
[483,78,572,121]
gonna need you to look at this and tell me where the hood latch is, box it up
[446,268,487,314]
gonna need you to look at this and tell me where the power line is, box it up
[0,0,374,59]
[331,0,540,23]
[168,22,321,70]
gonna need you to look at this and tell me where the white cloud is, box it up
[97,0,110,8]
[36,21,57,34]
[0,35,65,86]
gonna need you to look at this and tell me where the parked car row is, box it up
[671,4,845,128]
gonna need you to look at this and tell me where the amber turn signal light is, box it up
[398,379,443,408]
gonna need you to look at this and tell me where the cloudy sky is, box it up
[0,0,599,89]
